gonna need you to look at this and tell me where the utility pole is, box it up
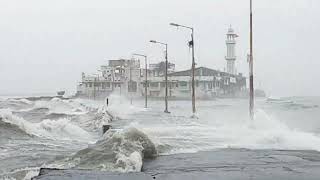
[249,0,255,120]
[170,23,196,114]
[191,29,196,114]
[150,40,170,113]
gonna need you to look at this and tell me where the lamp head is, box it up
[150,40,157,43]
[170,23,180,27]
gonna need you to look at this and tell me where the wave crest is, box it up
[55,127,157,172]
[33,98,87,115]
[0,109,93,142]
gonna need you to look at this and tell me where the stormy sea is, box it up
[1,95,320,179]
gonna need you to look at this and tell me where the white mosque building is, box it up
[76,26,247,99]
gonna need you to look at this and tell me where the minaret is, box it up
[225,26,238,75]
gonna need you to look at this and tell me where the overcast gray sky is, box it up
[0,0,319,97]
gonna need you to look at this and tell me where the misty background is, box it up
[0,0,318,97]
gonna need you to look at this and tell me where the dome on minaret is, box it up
[228,26,234,33]
[227,25,237,36]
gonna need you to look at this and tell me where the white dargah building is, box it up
[76,27,247,99]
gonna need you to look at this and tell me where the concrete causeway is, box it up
[33,149,320,180]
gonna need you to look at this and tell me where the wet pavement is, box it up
[34,149,320,180]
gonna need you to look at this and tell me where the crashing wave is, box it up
[8,98,33,105]
[229,109,320,150]
[0,116,32,139]
[130,108,320,155]
[43,113,73,120]
[0,99,34,110]
[104,94,145,119]
[88,111,112,131]
[32,98,88,115]
[0,167,40,180]
[0,109,93,142]
[53,127,157,172]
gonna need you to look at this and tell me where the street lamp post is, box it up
[170,23,196,114]
[133,54,148,108]
[249,0,254,120]
[150,40,169,113]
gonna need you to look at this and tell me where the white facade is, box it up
[77,62,247,99]
[141,67,247,99]
[225,26,238,75]
[76,59,141,99]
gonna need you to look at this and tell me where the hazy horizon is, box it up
[0,0,319,97]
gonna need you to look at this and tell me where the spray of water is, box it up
[0,109,93,142]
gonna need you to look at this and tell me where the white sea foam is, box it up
[128,106,320,155]
[105,94,145,119]
[22,169,39,180]
[0,109,93,142]
[33,98,87,115]
[231,109,320,150]
[52,128,156,173]
[8,98,33,105]
[3,97,320,177]
[0,167,40,180]
[114,151,143,172]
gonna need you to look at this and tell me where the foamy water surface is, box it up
[1,95,320,180]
